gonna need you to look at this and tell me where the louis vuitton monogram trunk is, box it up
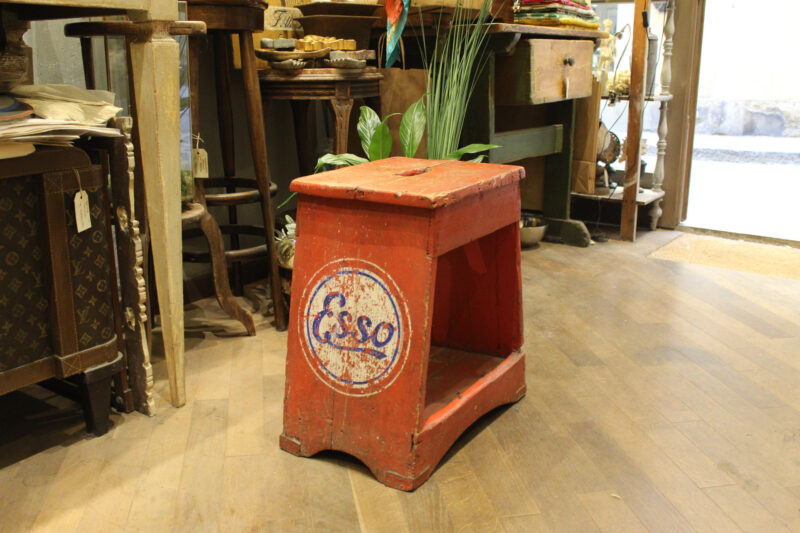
[0,147,123,435]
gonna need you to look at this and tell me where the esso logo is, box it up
[298,258,410,396]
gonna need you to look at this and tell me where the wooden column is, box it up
[127,13,186,407]
[660,0,705,228]
[620,0,650,241]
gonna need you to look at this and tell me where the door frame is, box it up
[660,0,706,227]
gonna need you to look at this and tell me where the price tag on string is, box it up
[192,133,209,179]
[73,169,91,233]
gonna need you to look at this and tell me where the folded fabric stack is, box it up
[514,0,600,30]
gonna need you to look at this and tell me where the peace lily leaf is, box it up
[357,106,381,157]
[314,152,368,173]
[467,155,486,163]
[368,121,393,162]
[444,143,501,160]
[399,97,426,158]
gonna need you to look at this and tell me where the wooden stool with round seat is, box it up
[66,3,288,332]
[185,0,287,330]
[64,20,259,336]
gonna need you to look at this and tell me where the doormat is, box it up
[649,233,800,281]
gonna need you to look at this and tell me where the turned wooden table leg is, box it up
[330,96,354,155]
[128,20,185,407]
[239,30,287,331]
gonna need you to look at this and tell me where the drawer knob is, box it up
[563,56,575,66]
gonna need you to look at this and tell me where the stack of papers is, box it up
[11,84,121,124]
[0,84,122,160]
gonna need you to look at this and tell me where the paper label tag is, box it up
[74,190,91,233]
[192,148,209,178]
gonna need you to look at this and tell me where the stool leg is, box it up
[330,97,354,155]
[239,30,287,331]
[80,37,96,90]
[213,31,243,296]
[199,211,257,336]
[189,35,254,335]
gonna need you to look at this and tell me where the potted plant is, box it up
[316,97,498,171]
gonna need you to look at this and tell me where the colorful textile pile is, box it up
[514,0,600,30]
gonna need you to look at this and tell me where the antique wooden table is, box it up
[260,67,382,174]
[1,0,186,407]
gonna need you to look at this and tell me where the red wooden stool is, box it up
[280,157,527,490]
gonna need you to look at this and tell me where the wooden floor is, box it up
[3,230,800,532]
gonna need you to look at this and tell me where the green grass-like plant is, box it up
[420,0,494,160]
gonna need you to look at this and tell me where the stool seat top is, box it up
[291,157,525,209]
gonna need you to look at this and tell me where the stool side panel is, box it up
[431,222,523,356]
[430,182,521,257]
[283,195,436,478]
[292,194,432,250]
[413,350,526,489]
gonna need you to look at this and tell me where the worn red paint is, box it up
[281,157,527,490]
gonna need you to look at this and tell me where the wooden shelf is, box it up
[492,125,563,164]
[602,93,673,102]
[422,346,511,422]
[572,187,665,206]
[489,23,608,40]
[401,23,608,41]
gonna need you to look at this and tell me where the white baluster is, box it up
[650,0,673,229]
[660,0,675,97]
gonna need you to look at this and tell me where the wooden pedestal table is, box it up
[281,157,527,491]
[2,0,186,407]
[259,67,382,173]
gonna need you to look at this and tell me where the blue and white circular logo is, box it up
[299,258,410,396]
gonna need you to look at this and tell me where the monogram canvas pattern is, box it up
[0,176,53,370]
[64,186,115,351]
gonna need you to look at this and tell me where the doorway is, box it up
[681,0,800,242]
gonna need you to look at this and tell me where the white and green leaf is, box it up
[399,97,426,158]
[357,106,381,157]
[314,152,368,173]
[368,121,393,161]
